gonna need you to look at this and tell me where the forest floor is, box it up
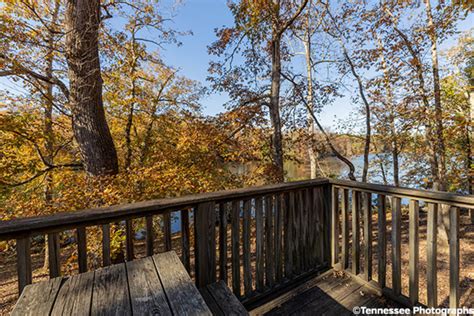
[0,209,473,314]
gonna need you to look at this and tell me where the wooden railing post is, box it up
[195,202,216,288]
[77,227,87,273]
[47,233,61,278]
[255,197,264,292]
[16,237,32,294]
[163,213,172,252]
[331,186,339,268]
[231,200,241,297]
[341,189,349,270]
[145,216,154,257]
[363,192,372,281]
[409,199,419,304]
[449,206,459,311]
[218,203,228,282]
[102,224,111,266]
[427,203,438,307]
[377,194,386,288]
[125,219,134,260]
[180,209,191,272]
[352,190,361,275]
[243,198,252,295]
[392,197,402,296]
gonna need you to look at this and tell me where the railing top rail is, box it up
[0,178,329,240]
[331,179,474,208]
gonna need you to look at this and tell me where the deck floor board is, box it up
[263,271,405,315]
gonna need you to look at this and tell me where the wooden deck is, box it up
[252,270,404,315]
[12,251,211,316]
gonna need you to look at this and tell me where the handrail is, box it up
[330,179,474,208]
[0,178,329,240]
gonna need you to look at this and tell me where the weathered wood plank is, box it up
[265,195,275,287]
[427,202,438,307]
[153,251,211,315]
[145,215,154,256]
[0,179,331,241]
[449,206,459,310]
[77,226,87,273]
[91,264,131,316]
[207,280,249,315]
[274,193,284,282]
[231,200,241,297]
[377,194,386,288]
[47,233,61,278]
[181,209,191,272]
[125,219,134,261]
[352,191,361,275]
[52,271,94,316]
[341,189,350,270]
[195,202,217,288]
[126,257,171,315]
[331,186,339,268]
[163,212,172,252]
[363,192,372,281]
[219,203,228,282]
[12,277,62,316]
[392,197,402,296]
[199,287,222,316]
[16,237,32,294]
[284,192,294,278]
[102,224,111,266]
[409,199,419,304]
[255,196,264,292]
[243,199,252,296]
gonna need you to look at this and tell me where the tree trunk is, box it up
[269,31,285,183]
[303,20,317,179]
[425,0,447,191]
[42,0,60,271]
[377,37,400,186]
[65,0,118,176]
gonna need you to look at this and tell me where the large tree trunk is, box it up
[65,0,118,176]
[425,0,447,191]
[269,31,285,183]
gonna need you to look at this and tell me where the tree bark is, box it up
[425,0,447,191]
[377,37,400,186]
[65,0,118,176]
[303,13,318,179]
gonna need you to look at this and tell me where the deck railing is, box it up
[0,178,472,310]
[331,179,474,310]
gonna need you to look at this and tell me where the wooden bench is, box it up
[12,251,212,315]
[200,280,249,316]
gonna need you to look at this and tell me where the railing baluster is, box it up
[243,199,252,295]
[449,206,459,311]
[274,193,284,281]
[331,186,339,268]
[352,190,361,275]
[16,237,32,294]
[302,190,310,271]
[231,200,241,297]
[102,224,111,266]
[163,213,172,252]
[255,196,264,292]
[294,191,302,275]
[145,216,154,256]
[265,195,275,287]
[409,199,419,304]
[341,189,349,270]
[392,197,402,296]
[77,227,87,273]
[181,209,191,272]
[427,203,438,307]
[125,219,134,261]
[47,233,61,278]
[377,194,386,288]
[195,202,216,288]
[218,203,228,282]
[286,191,295,277]
[363,192,372,281]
